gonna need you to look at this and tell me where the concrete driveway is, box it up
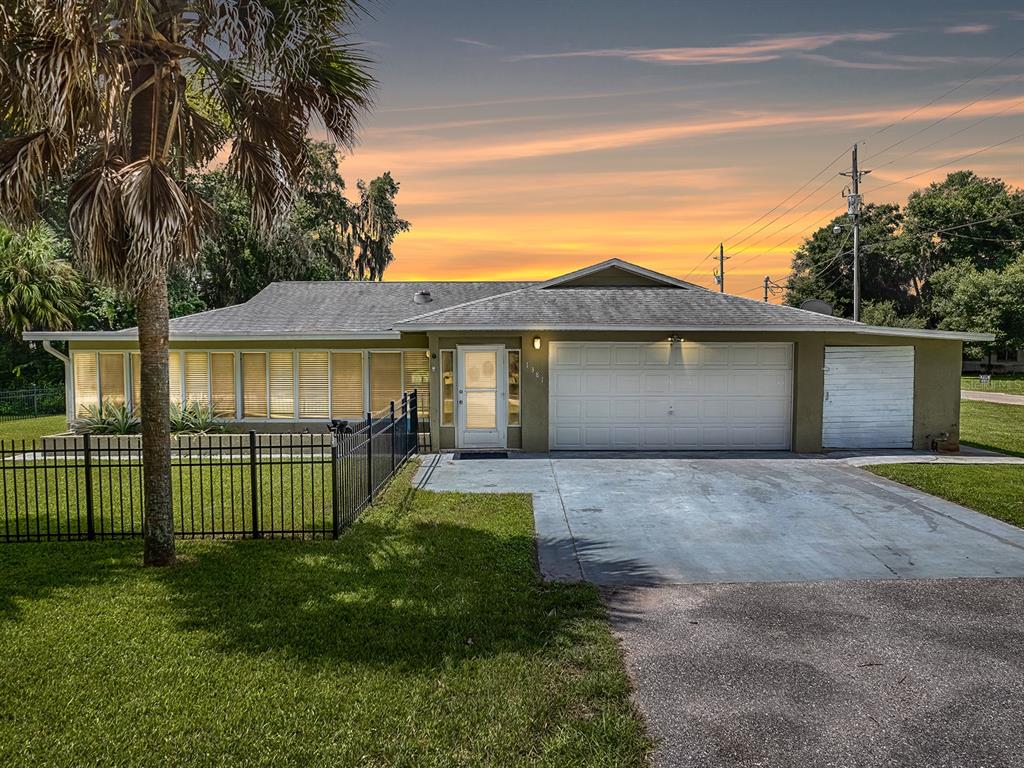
[416,453,1024,585]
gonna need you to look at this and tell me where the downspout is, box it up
[41,340,74,423]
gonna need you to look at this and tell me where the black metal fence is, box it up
[1,391,424,542]
[0,386,65,422]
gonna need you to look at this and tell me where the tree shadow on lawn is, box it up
[155,491,615,670]
[0,540,142,623]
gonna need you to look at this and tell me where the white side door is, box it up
[823,346,915,449]
[456,346,507,449]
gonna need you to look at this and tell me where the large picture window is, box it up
[210,353,236,416]
[331,352,364,419]
[241,352,268,418]
[298,352,329,419]
[269,352,295,419]
[184,352,209,406]
[370,351,402,413]
[73,352,99,417]
[402,351,431,418]
[98,353,126,407]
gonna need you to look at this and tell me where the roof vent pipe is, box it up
[414,290,433,304]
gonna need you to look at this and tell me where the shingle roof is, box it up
[395,284,861,330]
[162,280,532,336]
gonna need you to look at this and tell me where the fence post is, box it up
[390,401,396,474]
[410,389,419,454]
[366,411,374,501]
[248,430,261,539]
[83,432,95,540]
[330,431,341,539]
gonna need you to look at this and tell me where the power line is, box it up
[726,171,843,253]
[683,244,721,281]
[870,130,1024,194]
[863,73,1024,165]
[860,43,1024,145]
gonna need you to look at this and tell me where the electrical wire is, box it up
[870,131,1024,193]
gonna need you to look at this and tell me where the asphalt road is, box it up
[605,578,1024,768]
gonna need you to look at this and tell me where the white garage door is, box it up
[549,342,793,450]
[822,346,914,449]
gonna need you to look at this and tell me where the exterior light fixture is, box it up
[668,334,683,344]
[533,336,542,350]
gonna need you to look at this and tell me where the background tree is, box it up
[0,1,373,566]
[784,203,913,318]
[0,223,82,338]
[351,172,410,280]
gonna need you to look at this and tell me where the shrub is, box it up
[74,402,140,435]
[169,401,225,434]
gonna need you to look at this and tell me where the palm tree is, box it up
[0,1,373,566]
[0,223,82,337]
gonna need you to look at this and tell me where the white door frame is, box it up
[456,344,507,449]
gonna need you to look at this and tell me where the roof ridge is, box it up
[395,283,541,324]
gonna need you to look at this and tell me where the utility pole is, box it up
[714,243,727,293]
[763,275,770,302]
[840,144,870,321]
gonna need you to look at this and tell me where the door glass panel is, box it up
[464,351,496,388]
[465,391,496,429]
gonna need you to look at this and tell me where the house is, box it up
[25,259,992,452]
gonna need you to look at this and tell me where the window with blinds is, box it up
[184,352,210,406]
[168,352,183,405]
[331,352,364,419]
[440,350,454,426]
[402,351,430,418]
[99,353,126,406]
[369,351,402,413]
[241,353,268,418]
[507,350,521,426]
[73,352,99,416]
[130,353,141,411]
[211,353,235,416]
[269,352,295,419]
[298,352,329,419]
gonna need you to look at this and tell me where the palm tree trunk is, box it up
[138,266,175,566]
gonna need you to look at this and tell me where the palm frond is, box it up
[0,130,59,223]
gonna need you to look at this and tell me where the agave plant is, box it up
[75,402,141,435]
[0,1,373,566]
[169,401,224,435]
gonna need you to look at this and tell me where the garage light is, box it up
[668,334,683,344]
[532,336,542,350]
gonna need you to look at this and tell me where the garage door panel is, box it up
[550,342,793,451]
[822,346,913,449]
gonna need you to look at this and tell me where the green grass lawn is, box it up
[959,400,1024,457]
[0,415,66,442]
[960,374,1024,395]
[867,464,1024,529]
[0,463,649,768]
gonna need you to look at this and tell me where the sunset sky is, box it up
[338,0,1024,298]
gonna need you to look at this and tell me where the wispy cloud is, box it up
[797,53,921,71]
[454,37,497,49]
[509,31,897,66]
[945,23,993,34]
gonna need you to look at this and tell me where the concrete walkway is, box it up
[415,452,1024,585]
[961,389,1024,405]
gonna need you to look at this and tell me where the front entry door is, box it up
[457,346,507,449]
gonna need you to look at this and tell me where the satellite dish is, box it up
[800,299,834,316]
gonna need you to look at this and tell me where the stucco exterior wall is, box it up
[67,329,963,452]
[428,330,963,453]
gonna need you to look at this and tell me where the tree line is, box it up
[785,170,1024,357]
[0,141,408,389]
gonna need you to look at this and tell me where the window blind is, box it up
[184,352,210,406]
[330,352,364,419]
[99,353,126,406]
[168,352,183,405]
[269,352,295,419]
[210,353,235,417]
[298,352,329,419]
[369,352,402,413]
[241,353,268,418]
[402,351,430,418]
[73,352,98,417]
[130,353,141,411]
